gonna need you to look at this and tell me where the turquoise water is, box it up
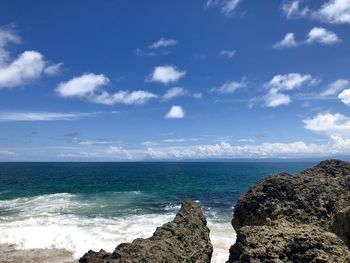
[0,162,314,261]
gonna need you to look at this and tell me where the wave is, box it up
[0,192,235,262]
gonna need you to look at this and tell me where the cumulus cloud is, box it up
[0,51,46,88]
[313,0,350,24]
[303,112,350,137]
[149,65,186,84]
[57,73,157,105]
[220,49,236,59]
[321,79,349,96]
[273,28,340,49]
[209,80,246,94]
[273,33,299,49]
[0,112,89,121]
[263,73,317,107]
[0,27,61,89]
[57,73,109,97]
[165,105,185,119]
[149,38,177,49]
[282,0,350,24]
[339,89,350,106]
[306,27,341,45]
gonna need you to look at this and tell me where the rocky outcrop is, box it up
[229,159,350,262]
[80,200,213,263]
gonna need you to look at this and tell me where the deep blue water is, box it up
[0,162,314,217]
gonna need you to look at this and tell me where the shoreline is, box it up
[0,244,77,263]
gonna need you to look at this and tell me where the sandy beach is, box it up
[0,244,77,263]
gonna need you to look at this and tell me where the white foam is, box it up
[0,193,236,262]
[208,220,236,263]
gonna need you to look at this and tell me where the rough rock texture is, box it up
[79,200,213,263]
[229,159,350,263]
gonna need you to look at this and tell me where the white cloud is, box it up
[221,0,241,16]
[282,0,350,24]
[57,73,109,97]
[0,27,60,89]
[267,73,315,91]
[273,33,298,49]
[0,51,46,89]
[282,0,309,19]
[0,112,88,121]
[136,37,177,56]
[104,146,131,159]
[339,89,350,106]
[149,38,177,49]
[165,105,185,119]
[163,87,188,100]
[210,80,245,94]
[306,27,340,45]
[263,73,316,107]
[149,65,186,84]
[274,28,340,49]
[145,140,325,159]
[220,49,236,59]
[54,111,350,160]
[265,90,291,107]
[313,0,350,24]
[91,90,157,105]
[57,73,157,105]
[303,112,350,137]
[321,79,349,96]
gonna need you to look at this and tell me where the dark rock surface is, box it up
[79,200,213,263]
[229,159,350,262]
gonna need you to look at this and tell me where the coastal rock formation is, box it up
[80,200,213,263]
[229,159,350,262]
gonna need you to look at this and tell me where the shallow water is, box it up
[0,162,313,262]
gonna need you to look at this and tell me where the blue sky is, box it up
[0,0,350,161]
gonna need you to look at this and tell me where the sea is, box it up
[0,162,314,262]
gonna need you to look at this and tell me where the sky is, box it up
[0,0,350,161]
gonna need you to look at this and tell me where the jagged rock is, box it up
[79,200,213,263]
[229,160,350,263]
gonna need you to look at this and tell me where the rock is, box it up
[79,200,213,263]
[229,159,350,263]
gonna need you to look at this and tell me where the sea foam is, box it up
[0,192,235,262]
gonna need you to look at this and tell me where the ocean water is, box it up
[0,162,314,262]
